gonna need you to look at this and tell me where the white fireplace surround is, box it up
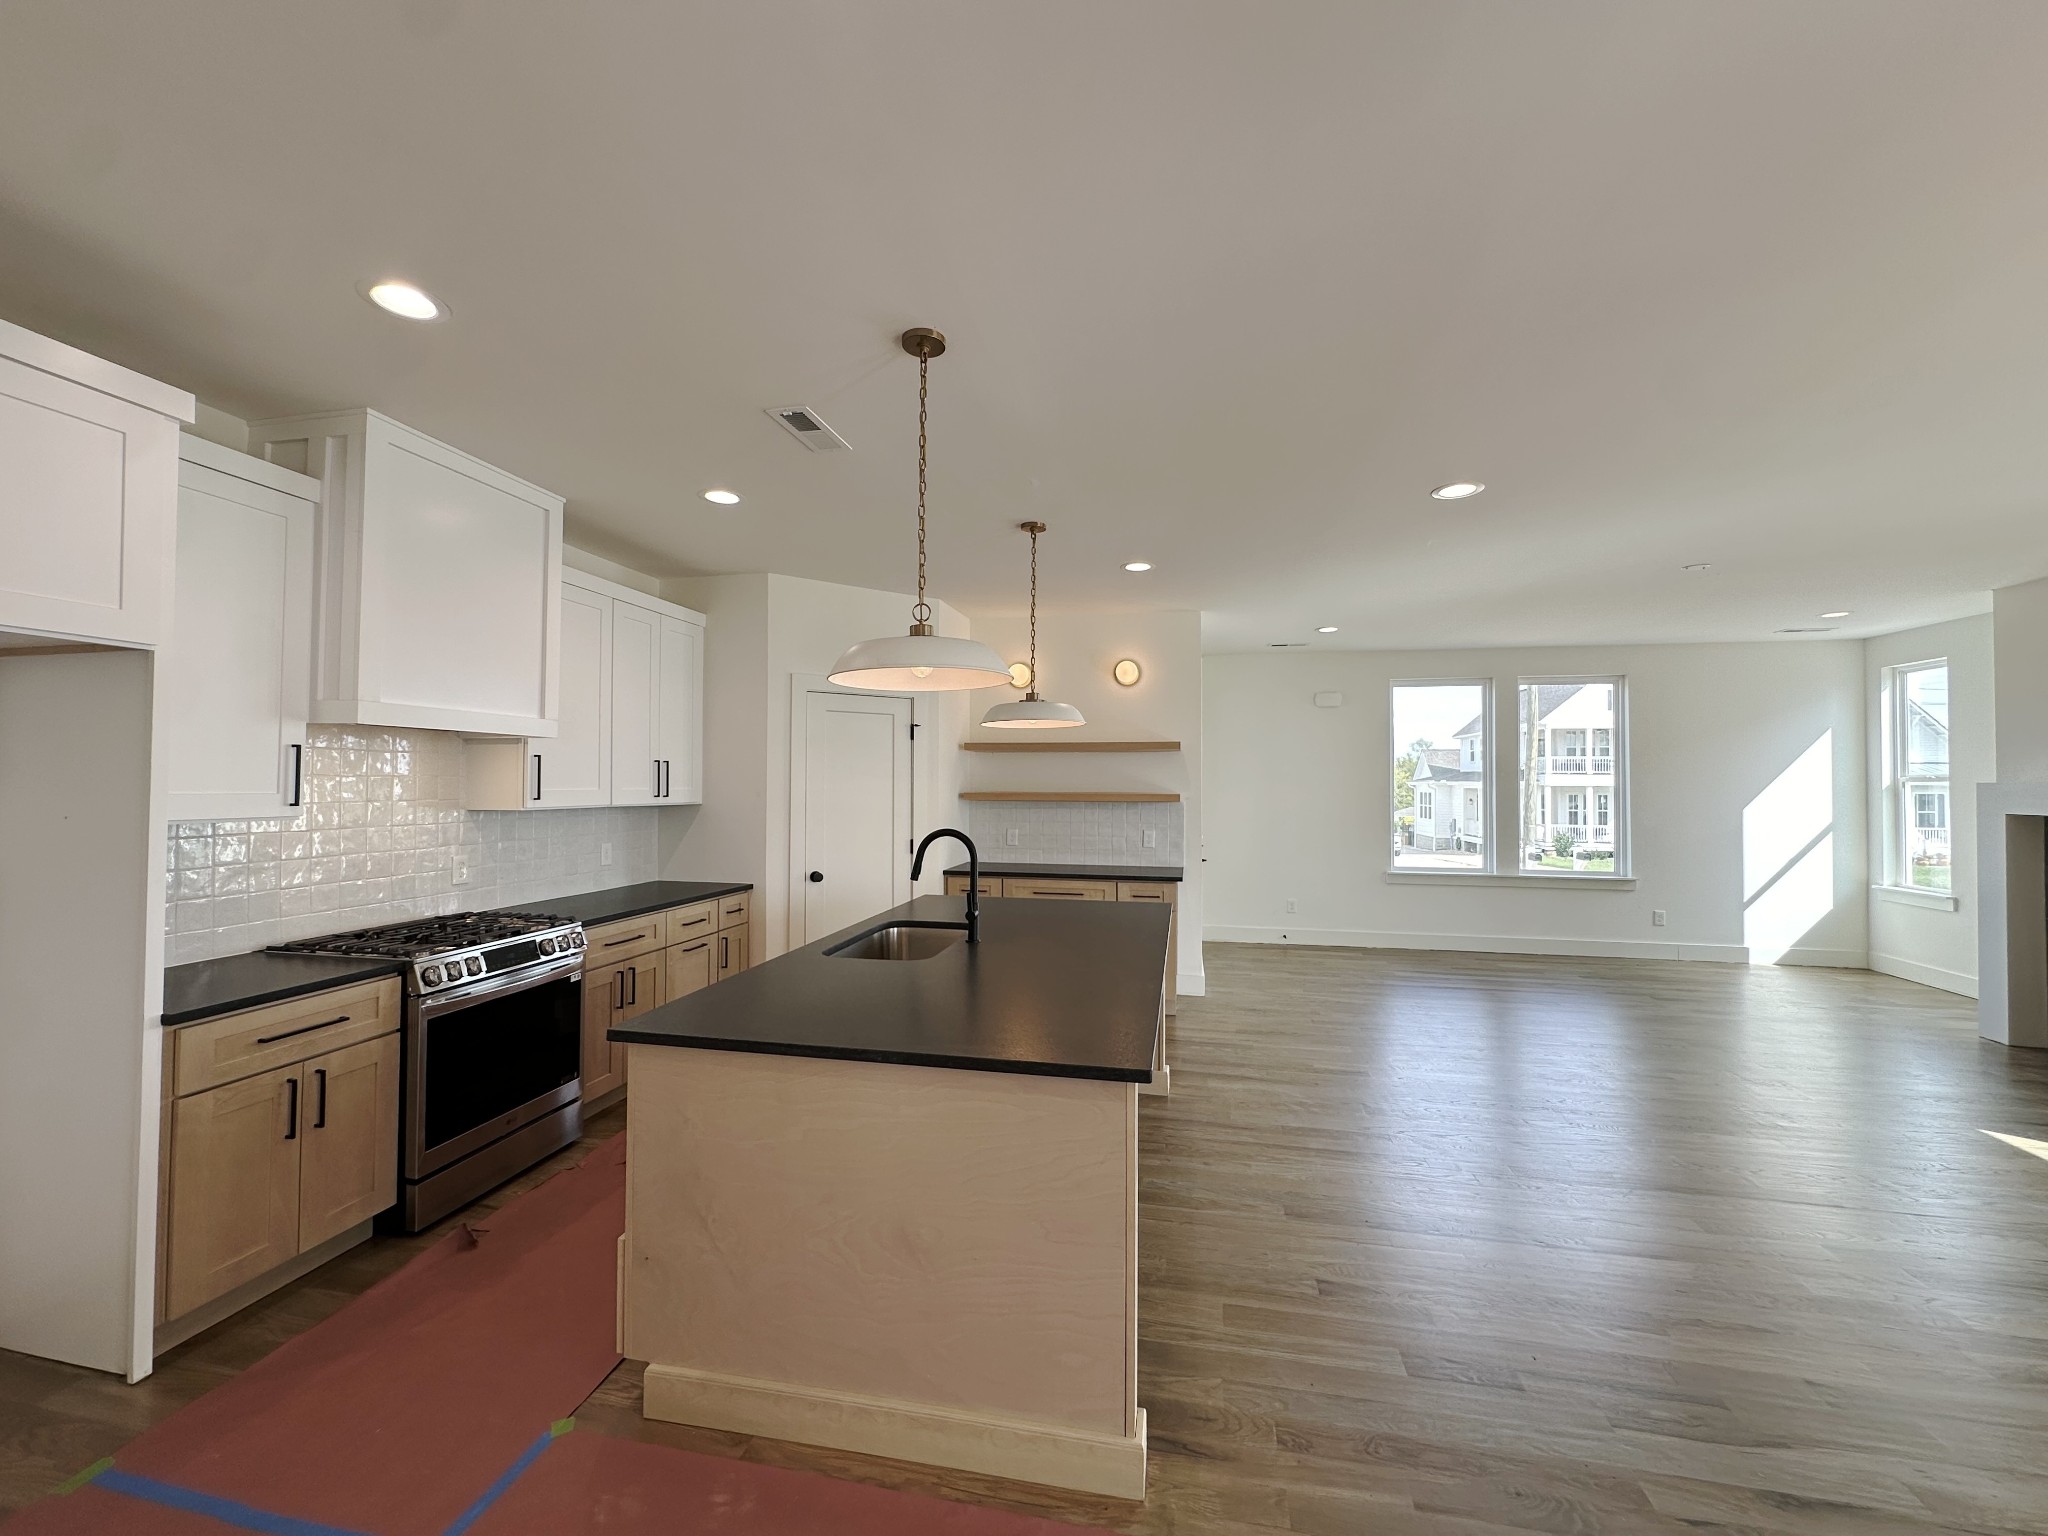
[1975,782,2048,1047]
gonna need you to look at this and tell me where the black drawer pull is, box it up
[674,915,708,928]
[601,933,646,947]
[257,1014,350,1045]
[680,941,709,954]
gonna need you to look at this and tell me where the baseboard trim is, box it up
[154,1219,374,1356]
[1768,945,1870,969]
[1202,926,1749,965]
[1871,952,1979,998]
[1176,969,1206,998]
[1140,1064,1171,1098]
[643,1363,1147,1499]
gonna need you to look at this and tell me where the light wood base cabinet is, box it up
[162,1012,401,1322]
[583,949,663,1109]
[948,875,1179,1017]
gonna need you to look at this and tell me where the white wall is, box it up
[964,610,1204,992]
[1993,574,2048,784]
[1204,642,1867,966]
[659,574,970,959]
[1864,614,1991,997]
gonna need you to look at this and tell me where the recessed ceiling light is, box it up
[1430,482,1484,500]
[1682,563,1712,572]
[1123,561,1153,573]
[702,489,741,505]
[1316,626,1339,633]
[1819,610,1850,619]
[361,280,445,321]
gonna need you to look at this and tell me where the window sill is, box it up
[1873,884,1959,911]
[1385,871,1637,890]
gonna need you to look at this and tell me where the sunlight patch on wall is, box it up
[1742,731,1836,963]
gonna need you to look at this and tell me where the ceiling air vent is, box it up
[766,405,852,452]
[1774,626,1838,634]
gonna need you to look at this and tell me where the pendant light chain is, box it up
[912,351,931,628]
[1027,524,1039,698]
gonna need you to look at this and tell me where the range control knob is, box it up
[421,964,443,987]
[465,955,484,977]
[538,936,556,956]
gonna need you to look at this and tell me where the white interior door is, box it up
[801,690,912,943]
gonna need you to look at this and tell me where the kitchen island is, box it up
[610,893,1169,1500]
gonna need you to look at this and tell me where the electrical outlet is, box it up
[452,856,471,886]
[1006,828,1020,846]
[1142,828,1158,849]
[601,842,613,867]
[1285,898,1297,913]
[1652,908,1667,927]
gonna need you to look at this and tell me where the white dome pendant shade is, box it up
[830,327,1011,693]
[982,521,1085,729]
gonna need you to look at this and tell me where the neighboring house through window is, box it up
[1518,678,1628,874]
[1392,681,1488,871]
[1886,659,1950,891]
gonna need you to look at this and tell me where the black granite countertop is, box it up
[162,952,408,1028]
[610,894,1167,1083]
[163,879,755,1028]
[496,880,752,927]
[945,860,1183,883]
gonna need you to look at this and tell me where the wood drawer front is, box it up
[1001,878,1115,901]
[717,890,752,930]
[1117,882,1177,904]
[174,978,400,1097]
[945,875,1002,898]
[664,938,714,1002]
[587,913,665,962]
[664,900,718,946]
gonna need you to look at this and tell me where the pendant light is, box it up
[829,327,1012,692]
[982,521,1085,728]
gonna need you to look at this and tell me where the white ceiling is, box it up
[2,2,2044,652]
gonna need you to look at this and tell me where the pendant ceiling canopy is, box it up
[982,520,1085,729]
[830,327,1010,693]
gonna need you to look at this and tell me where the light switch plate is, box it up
[601,842,613,867]
[1007,828,1020,845]
[1142,828,1158,849]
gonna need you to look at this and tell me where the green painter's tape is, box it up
[549,1417,576,1437]
[52,1457,113,1496]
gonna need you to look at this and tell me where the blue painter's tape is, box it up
[95,1468,373,1536]
[440,1429,558,1536]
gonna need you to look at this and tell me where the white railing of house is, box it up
[1541,756,1614,775]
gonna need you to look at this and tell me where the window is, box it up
[1886,660,1950,891]
[1392,682,1487,871]
[1520,678,1626,874]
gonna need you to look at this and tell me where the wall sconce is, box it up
[1007,662,1032,689]
[1112,658,1142,687]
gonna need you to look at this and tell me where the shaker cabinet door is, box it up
[655,615,704,804]
[161,451,315,820]
[297,1033,401,1250]
[164,1064,302,1318]
[609,601,661,805]
[533,581,611,807]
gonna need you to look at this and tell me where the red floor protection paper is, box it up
[467,1429,1113,1536]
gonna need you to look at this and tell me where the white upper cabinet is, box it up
[245,410,563,737]
[0,317,193,647]
[161,439,316,820]
[610,595,705,807]
[465,572,613,810]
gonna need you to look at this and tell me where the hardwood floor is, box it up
[7,945,2048,1533]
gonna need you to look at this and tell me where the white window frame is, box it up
[1883,658,1951,897]
[1390,678,1493,874]
[1518,675,1630,879]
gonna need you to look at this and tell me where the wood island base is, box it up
[620,1043,1146,1500]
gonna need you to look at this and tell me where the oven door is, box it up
[407,959,583,1180]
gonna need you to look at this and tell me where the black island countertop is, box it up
[163,880,754,1027]
[945,860,1183,883]
[611,894,1168,1083]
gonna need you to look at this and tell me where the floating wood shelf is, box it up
[961,740,1181,753]
[959,791,1181,803]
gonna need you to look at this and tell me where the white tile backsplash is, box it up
[164,726,660,964]
[963,800,1184,867]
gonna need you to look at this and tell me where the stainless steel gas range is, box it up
[271,911,588,1230]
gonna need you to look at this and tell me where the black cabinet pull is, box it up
[288,743,304,808]
[257,1014,349,1045]
[601,933,642,947]
[284,1076,299,1141]
[675,915,708,929]
[652,758,661,799]
[532,752,543,802]
[612,970,625,1010]
[626,965,638,1007]
[719,935,728,970]
[313,1067,328,1129]
[680,940,708,954]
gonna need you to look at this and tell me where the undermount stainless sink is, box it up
[825,923,968,961]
